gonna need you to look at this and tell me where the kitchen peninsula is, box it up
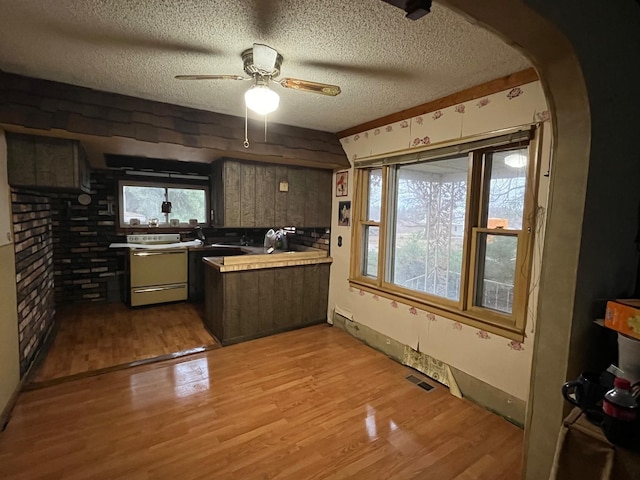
[203,246,332,345]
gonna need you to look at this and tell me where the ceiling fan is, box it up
[175,43,341,116]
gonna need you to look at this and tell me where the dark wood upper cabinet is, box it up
[212,159,332,228]
[6,132,91,193]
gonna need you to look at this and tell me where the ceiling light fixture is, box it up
[244,77,279,115]
[504,152,528,168]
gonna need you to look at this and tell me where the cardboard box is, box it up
[604,299,640,340]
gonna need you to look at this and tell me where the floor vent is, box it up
[406,374,434,392]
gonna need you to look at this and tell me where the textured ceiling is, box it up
[0,0,531,133]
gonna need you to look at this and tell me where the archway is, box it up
[440,1,640,479]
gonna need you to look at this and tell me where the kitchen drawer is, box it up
[130,283,188,307]
[129,249,187,287]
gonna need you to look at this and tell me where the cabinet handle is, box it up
[133,285,186,294]
[132,251,186,257]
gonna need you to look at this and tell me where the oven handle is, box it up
[133,284,186,294]
[132,250,186,257]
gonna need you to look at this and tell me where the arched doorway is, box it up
[441,1,640,479]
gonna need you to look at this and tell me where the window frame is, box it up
[118,178,210,230]
[349,127,541,340]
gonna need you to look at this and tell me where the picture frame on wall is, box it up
[338,201,351,226]
[336,171,348,197]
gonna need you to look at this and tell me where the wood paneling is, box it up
[0,325,523,479]
[213,159,332,228]
[338,68,539,138]
[205,263,331,345]
[255,163,276,227]
[0,71,349,169]
[240,161,256,227]
[317,170,333,226]
[30,302,218,383]
[224,160,241,227]
[285,167,306,226]
[275,165,289,227]
[6,133,90,192]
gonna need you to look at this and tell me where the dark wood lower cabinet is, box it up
[204,263,330,345]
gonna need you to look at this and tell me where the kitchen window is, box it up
[118,180,209,228]
[350,127,539,339]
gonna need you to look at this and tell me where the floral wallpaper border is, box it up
[341,81,549,163]
[349,286,525,352]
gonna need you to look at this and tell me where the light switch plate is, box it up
[279,181,289,192]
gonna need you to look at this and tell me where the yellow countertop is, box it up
[202,245,332,272]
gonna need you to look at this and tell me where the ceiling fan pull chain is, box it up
[243,104,250,148]
[264,114,268,143]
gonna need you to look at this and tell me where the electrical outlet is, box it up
[386,338,391,345]
[279,181,289,192]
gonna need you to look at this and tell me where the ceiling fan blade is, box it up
[252,43,278,73]
[279,78,342,96]
[175,75,247,81]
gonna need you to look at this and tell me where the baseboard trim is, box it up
[22,344,220,391]
[332,310,526,427]
[0,377,24,432]
[22,315,58,385]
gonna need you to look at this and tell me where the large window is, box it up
[351,129,538,339]
[119,180,209,228]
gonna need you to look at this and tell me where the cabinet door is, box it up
[317,170,332,227]
[210,161,224,226]
[255,163,275,227]
[302,168,332,227]
[223,161,242,227]
[304,169,320,227]
[274,165,288,227]
[240,161,256,227]
[286,167,305,226]
[35,137,74,189]
[6,133,89,192]
[6,133,36,186]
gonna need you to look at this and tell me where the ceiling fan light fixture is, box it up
[245,83,280,115]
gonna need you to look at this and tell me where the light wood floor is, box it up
[2,325,523,479]
[32,302,218,383]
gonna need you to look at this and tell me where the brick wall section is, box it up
[11,190,55,375]
[288,228,331,252]
[50,171,126,303]
[0,71,348,169]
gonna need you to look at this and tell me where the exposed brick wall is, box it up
[11,190,55,375]
[50,171,126,303]
[288,228,331,252]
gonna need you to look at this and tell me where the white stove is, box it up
[126,233,188,307]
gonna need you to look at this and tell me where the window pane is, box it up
[367,169,383,222]
[363,226,379,278]
[485,148,527,230]
[168,188,207,224]
[475,233,517,314]
[391,157,468,300]
[122,185,165,224]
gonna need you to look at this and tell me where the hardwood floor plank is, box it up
[31,302,218,383]
[0,325,522,480]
